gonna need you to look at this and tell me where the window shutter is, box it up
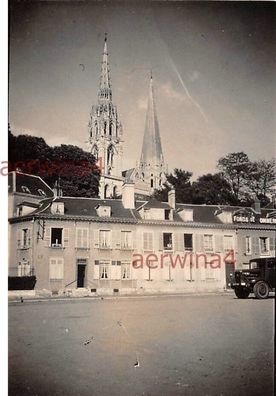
[215,235,223,253]
[75,228,82,248]
[94,260,100,279]
[269,237,275,253]
[57,258,64,279]
[175,233,183,252]
[63,228,69,247]
[94,230,99,248]
[113,231,121,249]
[27,228,32,248]
[252,237,259,255]
[195,234,204,253]
[132,231,136,249]
[49,258,57,279]
[159,233,163,251]
[17,229,22,249]
[242,236,246,253]
[44,227,51,247]
[83,228,89,248]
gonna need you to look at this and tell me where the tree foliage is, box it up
[154,168,193,203]
[8,131,100,197]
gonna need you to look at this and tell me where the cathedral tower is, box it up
[136,74,167,194]
[87,34,124,198]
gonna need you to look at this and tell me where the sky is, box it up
[8,0,276,179]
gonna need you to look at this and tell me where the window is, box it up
[121,262,131,280]
[17,261,31,276]
[224,235,234,251]
[75,228,89,249]
[100,261,110,279]
[99,230,111,248]
[184,234,193,251]
[143,232,153,251]
[245,236,252,255]
[204,234,213,252]
[22,229,28,248]
[17,228,30,249]
[259,237,269,255]
[51,228,63,247]
[121,231,132,249]
[49,258,64,280]
[163,233,173,251]
[165,209,171,220]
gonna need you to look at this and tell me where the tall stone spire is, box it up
[87,34,124,199]
[140,74,164,167]
[137,74,166,193]
[98,33,112,102]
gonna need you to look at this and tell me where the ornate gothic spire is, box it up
[140,74,164,167]
[98,33,112,102]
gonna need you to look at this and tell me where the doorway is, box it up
[77,259,87,288]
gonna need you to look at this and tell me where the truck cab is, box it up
[230,257,275,299]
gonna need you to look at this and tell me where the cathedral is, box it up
[86,35,167,199]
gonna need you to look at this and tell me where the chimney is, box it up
[252,196,261,214]
[168,189,176,209]
[122,182,135,209]
[53,178,63,198]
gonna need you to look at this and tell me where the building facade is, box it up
[9,183,276,295]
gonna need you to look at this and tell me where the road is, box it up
[9,293,274,396]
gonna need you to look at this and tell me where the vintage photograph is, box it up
[7,1,275,395]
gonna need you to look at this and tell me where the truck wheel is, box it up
[253,281,270,299]
[234,288,250,299]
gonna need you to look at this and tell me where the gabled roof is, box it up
[8,171,53,197]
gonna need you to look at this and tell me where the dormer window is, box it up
[179,209,193,222]
[21,185,31,194]
[165,209,172,220]
[96,205,111,217]
[51,202,64,215]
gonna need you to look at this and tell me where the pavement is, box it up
[9,293,274,396]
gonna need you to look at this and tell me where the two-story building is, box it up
[8,180,276,295]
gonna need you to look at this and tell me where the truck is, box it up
[230,257,275,299]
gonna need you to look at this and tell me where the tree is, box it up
[217,152,251,202]
[244,159,276,206]
[8,130,100,197]
[192,173,238,205]
[154,168,193,203]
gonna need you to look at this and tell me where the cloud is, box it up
[160,81,187,102]
[137,96,148,110]
[188,70,200,82]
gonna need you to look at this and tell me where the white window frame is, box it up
[223,235,234,252]
[259,237,270,255]
[99,230,111,249]
[203,234,214,252]
[121,231,132,249]
[99,261,110,279]
[75,227,89,249]
[184,233,193,251]
[143,232,153,251]
[245,236,252,255]
[49,258,64,280]
[163,232,173,251]
[121,262,131,280]
[51,227,63,248]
